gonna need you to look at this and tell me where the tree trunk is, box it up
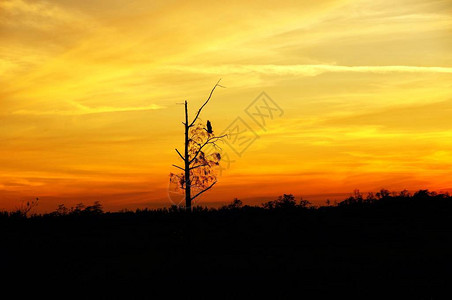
[184,101,191,211]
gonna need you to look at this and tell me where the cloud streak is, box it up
[166,64,452,76]
[12,103,163,116]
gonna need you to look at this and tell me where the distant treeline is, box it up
[2,188,450,219]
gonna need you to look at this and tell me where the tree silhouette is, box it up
[170,80,226,210]
[15,198,39,217]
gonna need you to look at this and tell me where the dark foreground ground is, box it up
[2,191,452,298]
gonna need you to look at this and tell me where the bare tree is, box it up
[15,198,39,217]
[170,80,226,210]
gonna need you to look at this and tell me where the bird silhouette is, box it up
[206,120,213,134]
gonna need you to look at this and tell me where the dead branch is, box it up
[191,181,217,201]
[189,134,227,164]
[189,79,223,127]
[172,164,184,171]
[189,163,209,170]
[175,148,185,160]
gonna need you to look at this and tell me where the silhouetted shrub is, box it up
[298,197,311,208]
[263,194,297,209]
[83,201,103,215]
[222,198,243,210]
[376,189,390,199]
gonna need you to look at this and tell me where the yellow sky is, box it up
[1,0,452,211]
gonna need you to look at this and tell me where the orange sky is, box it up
[1,0,452,212]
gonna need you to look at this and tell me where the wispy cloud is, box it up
[0,0,92,30]
[165,64,452,76]
[12,103,163,116]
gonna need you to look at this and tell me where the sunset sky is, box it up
[1,0,452,211]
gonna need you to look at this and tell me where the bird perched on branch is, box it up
[206,120,213,134]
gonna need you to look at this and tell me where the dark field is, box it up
[2,191,451,298]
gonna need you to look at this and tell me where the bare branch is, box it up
[175,148,185,161]
[189,163,209,170]
[172,164,184,171]
[189,79,223,127]
[191,181,217,201]
[189,135,227,165]
[212,134,227,140]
